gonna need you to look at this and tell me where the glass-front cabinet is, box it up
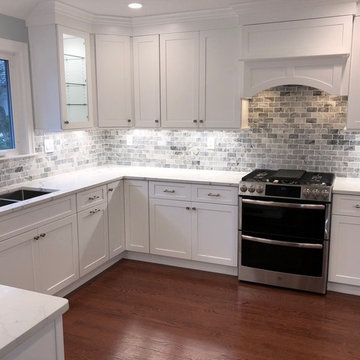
[58,26,93,129]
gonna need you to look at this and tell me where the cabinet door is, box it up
[329,215,360,286]
[199,29,240,128]
[36,215,79,295]
[150,199,192,259]
[124,180,149,253]
[160,32,199,128]
[58,25,94,129]
[107,181,125,258]
[78,202,109,276]
[96,35,132,127]
[133,35,160,128]
[192,202,238,266]
[0,229,38,291]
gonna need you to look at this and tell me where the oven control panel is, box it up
[239,182,332,202]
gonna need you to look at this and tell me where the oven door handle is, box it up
[242,234,323,249]
[242,198,325,210]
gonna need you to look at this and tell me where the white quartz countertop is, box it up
[333,177,360,196]
[0,285,68,358]
[0,166,246,216]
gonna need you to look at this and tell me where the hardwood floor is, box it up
[63,260,360,360]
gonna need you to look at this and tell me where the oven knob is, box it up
[312,188,320,198]
[321,189,330,200]
[256,185,264,194]
[240,184,247,193]
[303,188,311,197]
[248,185,256,193]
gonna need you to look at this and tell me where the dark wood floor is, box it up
[63,260,360,360]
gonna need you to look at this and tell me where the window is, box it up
[0,38,34,158]
[0,58,15,151]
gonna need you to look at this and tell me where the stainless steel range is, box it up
[238,169,335,294]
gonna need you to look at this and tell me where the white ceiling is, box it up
[0,0,240,20]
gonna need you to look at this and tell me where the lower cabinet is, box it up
[107,181,126,258]
[150,199,192,259]
[37,215,79,294]
[329,214,360,286]
[192,202,238,266]
[0,229,38,291]
[149,197,238,266]
[78,202,109,277]
[124,180,149,253]
[0,215,79,295]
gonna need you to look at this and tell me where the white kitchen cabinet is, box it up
[78,202,109,276]
[28,24,94,130]
[160,32,200,128]
[199,28,240,128]
[96,35,132,128]
[329,214,360,287]
[150,199,192,259]
[36,215,79,295]
[133,35,161,128]
[192,202,238,266]
[107,181,126,258]
[0,229,38,291]
[347,16,360,130]
[124,180,149,253]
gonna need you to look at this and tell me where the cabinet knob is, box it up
[127,119,132,123]
[199,120,204,124]
[155,120,159,123]
[108,188,114,192]
[193,120,198,123]
[186,207,190,210]
[64,121,69,125]
[355,204,360,209]
[192,207,196,211]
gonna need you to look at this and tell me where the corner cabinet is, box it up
[28,25,94,130]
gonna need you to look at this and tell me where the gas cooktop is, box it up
[239,169,335,202]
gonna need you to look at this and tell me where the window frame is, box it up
[0,38,34,158]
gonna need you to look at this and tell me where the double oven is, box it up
[238,169,334,294]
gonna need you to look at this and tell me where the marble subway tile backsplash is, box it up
[1,85,360,188]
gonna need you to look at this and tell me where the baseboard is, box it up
[327,282,360,296]
[123,251,238,276]
[55,254,124,297]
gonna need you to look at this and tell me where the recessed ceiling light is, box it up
[128,3,143,9]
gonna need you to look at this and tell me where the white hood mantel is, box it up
[240,15,353,97]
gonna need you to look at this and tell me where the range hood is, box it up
[239,15,353,97]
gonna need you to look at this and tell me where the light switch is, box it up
[44,138,55,153]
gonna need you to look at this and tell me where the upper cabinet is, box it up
[96,35,133,128]
[160,29,240,129]
[160,32,200,128]
[133,35,161,128]
[28,25,94,130]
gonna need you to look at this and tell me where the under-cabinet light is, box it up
[128,3,143,9]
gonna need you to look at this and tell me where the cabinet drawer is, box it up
[192,185,238,205]
[149,181,192,201]
[0,195,76,242]
[332,194,360,217]
[77,185,107,211]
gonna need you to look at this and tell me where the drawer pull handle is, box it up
[208,193,220,197]
[192,207,196,211]
[39,233,46,238]
[34,236,40,240]
[108,188,114,192]
[355,204,360,209]
[89,195,100,200]
[164,189,175,193]
[90,209,101,214]
[186,207,190,210]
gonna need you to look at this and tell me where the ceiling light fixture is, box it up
[128,3,143,9]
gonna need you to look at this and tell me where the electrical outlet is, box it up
[126,135,133,146]
[207,137,215,150]
[44,138,55,153]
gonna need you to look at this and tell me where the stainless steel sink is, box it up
[0,187,57,207]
